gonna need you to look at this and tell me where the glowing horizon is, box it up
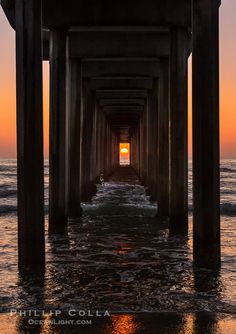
[120,143,130,165]
[0,2,235,159]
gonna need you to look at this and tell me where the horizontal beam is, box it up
[103,105,144,112]
[99,98,146,106]
[91,78,153,90]
[42,1,191,28]
[109,122,140,127]
[96,89,147,99]
[106,120,141,125]
[110,123,139,127]
[69,26,170,33]
[69,31,170,58]
[107,113,140,119]
[85,57,161,62]
[82,60,161,77]
[42,31,170,60]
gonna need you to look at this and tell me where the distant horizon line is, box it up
[0,157,236,160]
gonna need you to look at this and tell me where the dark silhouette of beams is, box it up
[192,0,220,268]
[169,28,188,235]
[157,59,170,217]
[49,29,68,233]
[15,0,45,271]
[67,60,83,218]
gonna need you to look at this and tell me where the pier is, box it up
[1,0,221,271]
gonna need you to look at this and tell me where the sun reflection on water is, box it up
[114,243,132,255]
[105,314,140,334]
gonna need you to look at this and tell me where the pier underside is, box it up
[1,0,221,270]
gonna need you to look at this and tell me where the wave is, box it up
[0,205,17,214]
[0,189,16,198]
[0,202,235,216]
[0,205,48,215]
[221,188,236,195]
[188,202,236,216]
[0,166,17,172]
[0,173,17,178]
[221,203,236,215]
[221,167,236,173]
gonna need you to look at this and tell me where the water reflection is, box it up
[193,313,219,334]
[16,314,43,334]
[46,233,77,308]
[193,268,222,294]
[3,312,235,334]
[106,315,140,334]
[17,270,45,311]
[17,177,226,313]
[103,313,187,334]
[15,272,45,334]
[114,243,132,255]
[1,168,235,329]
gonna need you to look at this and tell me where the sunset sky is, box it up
[120,143,130,165]
[0,1,235,158]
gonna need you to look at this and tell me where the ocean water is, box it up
[0,159,235,314]
[1,159,235,216]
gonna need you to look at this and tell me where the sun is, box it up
[119,143,130,165]
[120,148,129,154]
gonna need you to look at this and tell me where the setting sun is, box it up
[120,148,128,154]
[119,143,130,165]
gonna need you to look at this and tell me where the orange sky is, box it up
[0,2,235,159]
[120,143,130,165]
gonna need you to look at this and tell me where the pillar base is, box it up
[155,215,170,228]
[68,206,83,220]
[169,217,188,236]
[150,192,158,202]
[18,252,45,274]
[48,221,68,235]
[193,241,221,269]
[81,182,97,202]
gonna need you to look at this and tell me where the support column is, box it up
[16,0,45,270]
[140,104,148,185]
[135,129,139,172]
[143,103,148,185]
[130,134,135,167]
[99,110,105,178]
[139,117,143,180]
[107,124,110,174]
[137,125,141,175]
[97,107,103,179]
[81,79,96,201]
[115,135,119,168]
[131,133,134,169]
[103,121,109,178]
[101,114,107,178]
[157,60,170,217]
[148,81,159,201]
[67,60,82,218]
[192,0,220,267]
[170,28,188,235]
[111,129,115,172]
[90,100,98,184]
[146,90,154,196]
[49,30,68,233]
